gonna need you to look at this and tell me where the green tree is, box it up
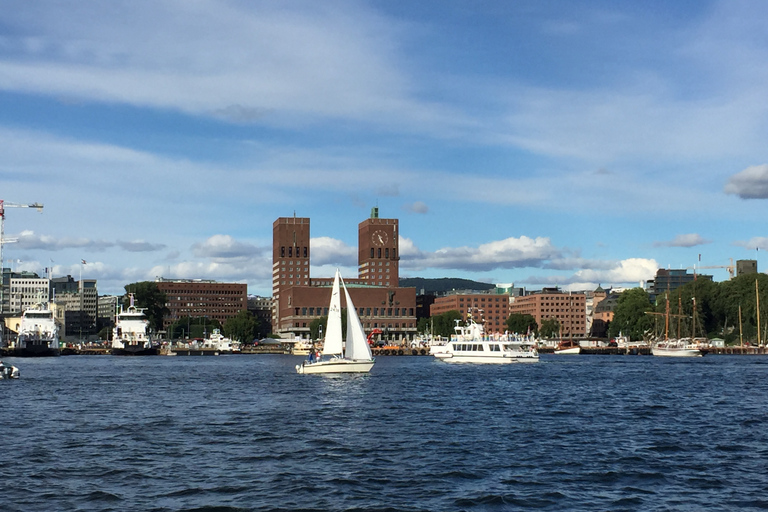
[608,288,653,340]
[505,313,538,335]
[224,310,259,344]
[432,310,463,337]
[123,281,169,333]
[539,317,560,338]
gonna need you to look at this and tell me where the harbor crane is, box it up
[0,200,44,314]
[688,258,736,280]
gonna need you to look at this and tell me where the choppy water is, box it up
[1,354,767,511]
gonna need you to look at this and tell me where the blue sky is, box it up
[2,0,768,296]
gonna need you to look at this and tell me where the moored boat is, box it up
[651,339,702,357]
[111,294,157,356]
[554,339,581,355]
[14,302,60,357]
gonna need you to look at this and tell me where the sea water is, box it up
[1,354,767,511]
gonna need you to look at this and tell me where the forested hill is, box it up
[399,277,496,294]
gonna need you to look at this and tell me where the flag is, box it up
[81,259,87,264]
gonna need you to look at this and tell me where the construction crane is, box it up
[0,200,44,314]
[688,258,736,280]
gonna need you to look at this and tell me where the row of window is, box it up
[292,307,415,317]
[280,246,308,258]
[369,248,396,259]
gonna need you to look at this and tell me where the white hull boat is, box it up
[296,269,375,374]
[652,343,702,357]
[0,361,19,379]
[554,346,581,355]
[433,313,539,364]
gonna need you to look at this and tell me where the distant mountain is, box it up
[399,277,496,294]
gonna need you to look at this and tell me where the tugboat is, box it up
[111,294,157,356]
[15,302,60,357]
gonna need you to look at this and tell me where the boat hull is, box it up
[296,358,375,374]
[112,345,158,356]
[652,347,702,357]
[434,353,539,364]
[554,347,581,355]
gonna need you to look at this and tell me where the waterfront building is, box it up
[647,269,713,300]
[509,288,587,338]
[430,291,511,333]
[8,272,49,313]
[247,295,273,337]
[154,278,248,331]
[52,277,99,340]
[272,209,417,341]
[737,259,757,276]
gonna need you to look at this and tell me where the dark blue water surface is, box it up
[1,354,767,511]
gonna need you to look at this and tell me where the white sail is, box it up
[342,279,373,361]
[322,269,343,356]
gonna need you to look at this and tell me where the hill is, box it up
[399,277,496,294]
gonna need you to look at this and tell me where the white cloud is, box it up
[403,201,429,214]
[654,233,712,248]
[734,236,768,251]
[308,237,357,266]
[191,235,261,260]
[724,164,768,199]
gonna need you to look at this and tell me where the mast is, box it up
[757,279,761,348]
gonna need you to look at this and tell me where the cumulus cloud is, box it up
[654,233,712,248]
[734,236,768,251]
[191,235,261,260]
[309,236,357,266]
[524,258,659,288]
[400,235,564,272]
[724,164,768,199]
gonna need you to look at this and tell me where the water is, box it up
[1,354,767,511]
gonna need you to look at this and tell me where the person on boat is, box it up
[308,350,315,364]
[315,349,321,362]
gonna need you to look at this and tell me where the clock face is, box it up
[372,230,388,246]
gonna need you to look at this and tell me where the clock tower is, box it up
[358,207,399,286]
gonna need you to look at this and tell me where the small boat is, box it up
[0,360,19,379]
[651,339,702,357]
[432,313,539,364]
[296,269,375,374]
[291,338,314,355]
[554,340,581,355]
[111,294,158,356]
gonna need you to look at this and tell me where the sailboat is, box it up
[296,269,375,374]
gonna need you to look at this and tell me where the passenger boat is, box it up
[296,269,375,374]
[111,294,157,356]
[16,302,60,357]
[432,314,539,364]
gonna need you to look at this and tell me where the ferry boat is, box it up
[111,294,157,356]
[651,339,702,357]
[15,302,60,357]
[432,314,539,364]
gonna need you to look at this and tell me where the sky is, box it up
[2,0,768,296]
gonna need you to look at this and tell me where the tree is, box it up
[123,281,168,333]
[608,288,653,340]
[168,316,223,339]
[506,313,538,335]
[224,310,259,344]
[431,310,463,337]
[539,318,560,338]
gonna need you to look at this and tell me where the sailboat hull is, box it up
[296,358,375,374]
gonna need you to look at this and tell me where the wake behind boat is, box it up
[111,294,157,356]
[431,314,539,364]
[296,269,375,374]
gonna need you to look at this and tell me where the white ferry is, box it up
[112,294,157,356]
[432,314,539,364]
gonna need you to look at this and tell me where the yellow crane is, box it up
[0,200,44,314]
[688,258,736,280]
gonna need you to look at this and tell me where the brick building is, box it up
[272,209,417,340]
[155,278,248,330]
[430,291,510,333]
[509,287,587,338]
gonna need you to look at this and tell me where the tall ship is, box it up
[111,294,157,356]
[14,302,60,357]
